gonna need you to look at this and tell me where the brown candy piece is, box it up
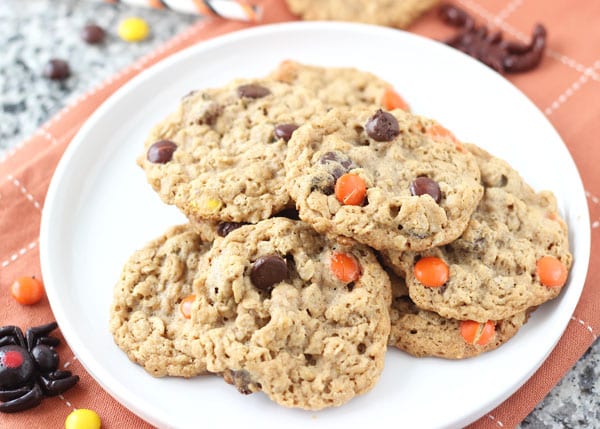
[274,123,299,142]
[250,254,288,291]
[42,59,70,81]
[365,109,400,142]
[81,24,106,44]
[147,140,177,164]
[410,177,442,203]
[237,84,271,99]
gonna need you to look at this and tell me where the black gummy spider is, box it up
[0,322,79,413]
[439,4,547,73]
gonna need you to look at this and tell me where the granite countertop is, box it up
[1,1,598,427]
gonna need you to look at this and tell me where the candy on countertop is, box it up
[117,17,150,43]
[0,322,79,413]
[42,59,71,80]
[10,276,45,305]
[81,23,106,44]
[65,408,102,429]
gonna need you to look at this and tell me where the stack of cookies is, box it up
[109,61,572,410]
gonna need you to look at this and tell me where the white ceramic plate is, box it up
[40,22,590,429]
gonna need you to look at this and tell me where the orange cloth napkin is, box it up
[0,0,598,428]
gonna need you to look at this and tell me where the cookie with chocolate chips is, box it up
[382,144,572,322]
[138,78,324,224]
[189,218,391,410]
[285,107,483,252]
[285,0,439,29]
[268,60,410,111]
[109,224,213,378]
[387,271,531,359]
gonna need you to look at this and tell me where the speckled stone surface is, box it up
[1,0,598,427]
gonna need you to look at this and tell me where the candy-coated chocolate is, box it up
[65,408,102,429]
[118,17,150,42]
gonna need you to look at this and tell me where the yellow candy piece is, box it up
[118,17,150,42]
[65,408,101,429]
[205,198,222,211]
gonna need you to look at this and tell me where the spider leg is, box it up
[26,322,58,350]
[39,372,79,396]
[0,384,43,413]
[0,385,32,402]
[0,326,26,348]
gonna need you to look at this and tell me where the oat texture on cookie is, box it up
[138,78,324,224]
[109,224,212,377]
[285,107,483,252]
[269,60,410,111]
[189,218,391,410]
[382,144,572,322]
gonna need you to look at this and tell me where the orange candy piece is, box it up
[413,256,449,287]
[330,252,361,283]
[335,173,367,206]
[536,256,568,287]
[460,320,496,345]
[179,294,196,319]
[426,124,464,152]
[381,88,409,111]
[10,276,45,305]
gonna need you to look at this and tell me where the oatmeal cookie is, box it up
[285,107,483,252]
[190,218,391,410]
[109,224,212,377]
[268,60,409,111]
[138,78,324,224]
[383,144,572,322]
[285,0,439,29]
[387,272,530,359]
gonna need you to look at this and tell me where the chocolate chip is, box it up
[216,222,247,237]
[319,151,353,169]
[410,177,442,204]
[42,59,70,81]
[81,24,106,44]
[250,254,288,291]
[237,84,271,99]
[365,109,400,142]
[272,208,300,220]
[274,123,299,142]
[147,140,177,164]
